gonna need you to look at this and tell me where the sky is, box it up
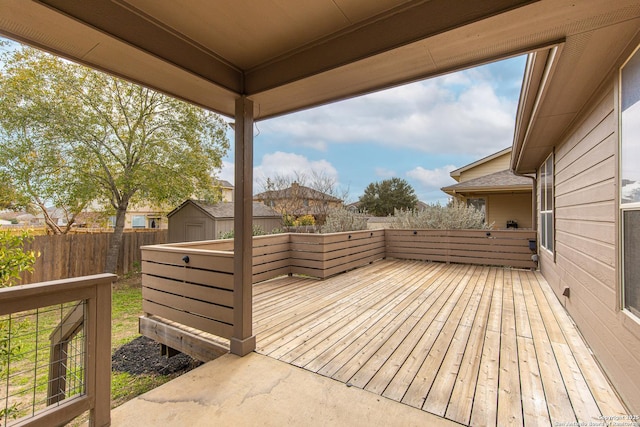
[219,55,527,204]
[1,36,526,205]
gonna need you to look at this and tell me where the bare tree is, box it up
[255,170,348,225]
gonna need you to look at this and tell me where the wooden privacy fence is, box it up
[139,229,535,359]
[20,230,167,284]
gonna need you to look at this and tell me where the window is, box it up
[131,215,146,228]
[540,154,554,252]
[621,45,640,316]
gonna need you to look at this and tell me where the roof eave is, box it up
[511,42,565,174]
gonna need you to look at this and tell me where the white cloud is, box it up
[253,151,339,191]
[218,160,235,184]
[261,63,520,158]
[406,164,457,194]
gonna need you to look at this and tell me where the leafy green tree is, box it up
[0,46,229,273]
[0,230,38,287]
[358,178,418,216]
[0,229,36,421]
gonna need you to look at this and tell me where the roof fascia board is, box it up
[511,41,565,173]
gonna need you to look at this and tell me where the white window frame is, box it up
[620,44,640,318]
[131,215,146,229]
[540,153,554,253]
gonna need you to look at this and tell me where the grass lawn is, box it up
[108,274,179,408]
[2,273,195,426]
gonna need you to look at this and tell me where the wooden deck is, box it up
[254,259,629,426]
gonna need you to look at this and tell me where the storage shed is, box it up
[168,200,282,243]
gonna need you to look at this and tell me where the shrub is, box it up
[219,224,266,239]
[321,208,368,233]
[0,230,38,287]
[390,201,490,230]
[294,215,315,226]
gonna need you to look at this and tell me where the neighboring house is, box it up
[442,147,533,229]
[253,182,342,222]
[218,180,234,202]
[112,203,169,230]
[109,180,235,230]
[167,199,282,243]
[511,30,640,411]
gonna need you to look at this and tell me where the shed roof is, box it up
[442,169,532,194]
[168,200,281,219]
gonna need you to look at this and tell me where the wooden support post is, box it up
[231,96,256,356]
[90,280,112,427]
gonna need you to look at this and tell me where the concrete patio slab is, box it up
[110,352,460,427]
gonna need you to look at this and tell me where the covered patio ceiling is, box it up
[1,0,639,131]
[2,0,640,385]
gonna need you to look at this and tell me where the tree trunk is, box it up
[105,206,127,274]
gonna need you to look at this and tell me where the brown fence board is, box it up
[142,261,234,290]
[19,230,167,284]
[142,300,233,339]
[142,287,233,324]
[142,274,233,307]
[385,230,536,269]
[142,248,234,272]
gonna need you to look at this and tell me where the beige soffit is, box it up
[2,0,639,122]
[512,6,640,173]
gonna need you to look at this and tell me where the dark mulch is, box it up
[112,336,202,376]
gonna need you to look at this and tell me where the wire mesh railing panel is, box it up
[1,300,86,426]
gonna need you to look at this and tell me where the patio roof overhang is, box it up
[512,5,640,174]
[2,0,640,358]
[1,1,637,123]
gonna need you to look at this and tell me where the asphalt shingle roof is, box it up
[169,200,281,218]
[442,170,532,192]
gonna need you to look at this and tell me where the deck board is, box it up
[253,259,629,426]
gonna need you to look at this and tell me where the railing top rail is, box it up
[0,273,115,315]
[141,244,234,256]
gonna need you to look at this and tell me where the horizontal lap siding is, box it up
[541,84,640,413]
[385,229,536,269]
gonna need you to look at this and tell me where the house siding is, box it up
[538,83,640,413]
[487,193,532,229]
[458,152,511,182]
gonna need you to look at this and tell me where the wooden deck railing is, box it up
[140,229,535,360]
[0,274,114,427]
[385,229,536,269]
